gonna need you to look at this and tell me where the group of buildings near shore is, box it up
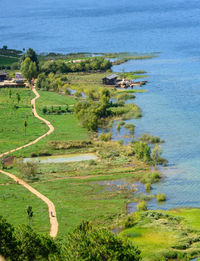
[102,74,147,88]
[0,71,26,88]
[0,71,147,89]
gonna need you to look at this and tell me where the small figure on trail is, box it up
[51,211,55,217]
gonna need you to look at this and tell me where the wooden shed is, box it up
[102,74,118,85]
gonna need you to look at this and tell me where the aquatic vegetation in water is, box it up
[139,133,164,144]
[124,123,135,135]
[137,200,148,211]
[157,193,166,202]
[99,132,112,142]
[145,183,152,191]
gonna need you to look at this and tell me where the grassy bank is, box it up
[120,209,200,260]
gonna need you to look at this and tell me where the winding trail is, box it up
[0,86,58,237]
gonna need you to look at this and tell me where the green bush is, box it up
[139,133,164,144]
[30,152,38,158]
[124,123,135,134]
[145,183,152,191]
[116,93,135,102]
[42,106,47,114]
[162,250,178,259]
[87,160,97,166]
[137,201,148,211]
[124,214,139,228]
[171,242,190,250]
[49,140,92,150]
[150,172,161,183]
[132,141,151,162]
[157,193,166,202]
[17,162,38,181]
[116,122,121,132]
[74,90,82,97]
[41,57,112,74]
[118,140,123,145]
[99,132,112,142]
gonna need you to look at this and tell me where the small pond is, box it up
[23,153,98,164]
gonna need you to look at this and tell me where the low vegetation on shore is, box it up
[120,209,200,260]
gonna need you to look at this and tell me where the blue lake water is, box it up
[2,0,200,210]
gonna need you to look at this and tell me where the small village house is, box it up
[102,74,118,85]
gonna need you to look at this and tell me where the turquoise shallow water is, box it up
[2,0,200,210]
[113,55,200,210]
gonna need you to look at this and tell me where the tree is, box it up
[16,92,21,103]
[24,120,27,135]
[66,221,141,261]
[14,225,63,261]
[41,60,58,74]
[26,206,33,225]
[151,144,167,168]
[21,57,38,83]
[2,45,7,50]
[36,73,50,90]
[0,156,7,169]
[21,48,39,70]
[74,101,98,131]
[9,89,12,99]
[132,141,151,162]
[0,217,141,261]
[19,162,38,181]
[0,216,20,260]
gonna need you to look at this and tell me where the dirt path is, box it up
[0,86,58,238]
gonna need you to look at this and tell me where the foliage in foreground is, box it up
[0,217,141,261]
[66,221,141,261]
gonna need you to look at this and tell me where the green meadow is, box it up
[120,209,200,260]
[0,174,49,234]
[0,88,88,157]
[0,88,47,154]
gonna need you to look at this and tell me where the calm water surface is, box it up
[1,0,200,210]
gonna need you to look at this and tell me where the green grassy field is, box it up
[0,88,88,157]
[0,88,48,154]
[67,72,108,93]
[120,209,200,260]
[0,174,49,234]
[121,226,178,260]
[32,176,137,236]
[169,208,200,231]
